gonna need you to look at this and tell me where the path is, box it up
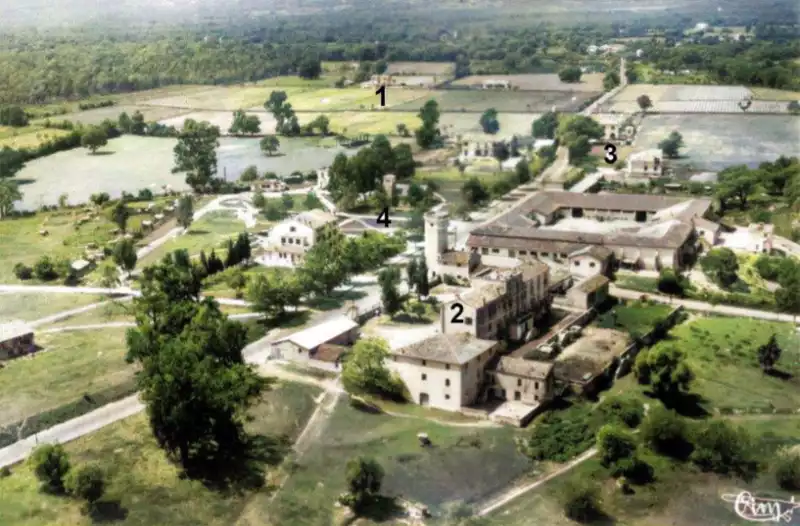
[476,447,598,516]
[37,312,264,334]
[611,284,800,324]
[29,298,120,328]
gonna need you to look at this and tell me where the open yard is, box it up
[0,381,322,526]
[265,400,529,525]
[634,114,800,171]
[393,90,597,113]
[451,73,604,92]
[0,292,110,323]
[0,328,132,427]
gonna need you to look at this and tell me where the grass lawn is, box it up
[0,328,132,426]
[137,210,247,267]
[594,300,674,336]
[265,400,529,525]
[751,87,800,100]
[0,125,71,149]
[0,293,111,323]
[0,381,322,526]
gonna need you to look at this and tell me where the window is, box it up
[534,382,539,389]
[445,394,450,400]
[492,249,499,254]
[445,364,450,370]
[514,391,521,401]
[289,226,296,232]
[508,250,516,257]
[465,317,473,325]
[481,247,489,255]
[542,252,549,257]
[422,360,427,366]
[445,379,450,387]
[519,250,527,255]
[422,373,427,380]
[589,262,596,268]
[573,260,580,266]
[517,378,522,387]
[281,237,286,244]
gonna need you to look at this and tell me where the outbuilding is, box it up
[0,320,35,360]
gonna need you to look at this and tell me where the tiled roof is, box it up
[568,245,613,261]
[495,357,554,379]
[392,333,498,365]
[576,274,610,293]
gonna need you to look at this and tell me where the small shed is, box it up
[71,259,95,277]
[272,315,359,364]
[567,275,610,310]
[0,320,35,360]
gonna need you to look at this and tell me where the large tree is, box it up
[228,110,261,135]
[492,141,510,171]
[637,94,653,112]
[700,247,739,288]
[378,266,402,317]
[341,337,402,398]
[415,99,441,149]
[173,119,221,192]
[634,344,694,405]
[298,55,322,79]
[757,334,782,371]
[716,165,757,210]
[81,126,108,154]
[176,195,194,229]
[532,112,558,139]
[0,178,22,218]
[247,269,303,318]
[113,238,138,277]
[0,146,27,179]
[392,143,415,179]
[344,457,385,513]
[658,131,684,159]
[126,257,267,471]
[479,108,500,134]
[111,201,130,232]
[260,135,280,156]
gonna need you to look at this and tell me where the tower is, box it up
[424,210,449,276]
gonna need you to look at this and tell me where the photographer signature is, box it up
[722,491,800,523]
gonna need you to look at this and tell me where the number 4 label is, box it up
[377,207,392,227]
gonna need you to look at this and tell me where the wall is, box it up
[388,355,465,411]
[492,372,552,405]
[568,254,605,279]
[440,299,479,337]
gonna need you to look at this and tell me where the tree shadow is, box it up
[656,391,710,419]
[765,368,793,381]
[187,230,210,236]
[353,496,404,523]
[12,178,36,186]
[89,500,129,523]
[386,313,432,325]
[90,151,116,156]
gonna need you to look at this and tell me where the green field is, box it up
[0,381,322,526]
[265,399,529,525]
[0,293,110,323]
[0,125,72,149]
[594,300,674,337]
[284,87,432,112]
[0,328,132,426]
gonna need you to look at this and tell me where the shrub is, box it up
[33,256,58,281]
[641,406,692,459]
[690,420,760,480]
[562,481,603,523]
[137,188,154,201]
[775,453,800,491]
[519,404,597,462]
[28,444,71,493]
[65,464,106,507]
[598,395,644,428]
[13,262,33,280]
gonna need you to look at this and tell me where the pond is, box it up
[635,114,800,173]
[13,136,353,210]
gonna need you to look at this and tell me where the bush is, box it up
[28,444,71,493]
[562,481,603,523]
[13,262,33,280]
[690,420,760,480]
[33,256,58,281]
[137,188,154,201]
[598,395,644,428]
[640,406,692,459]
[775,453,800,491]
[519,404,597,462]
[65,464,106,507]
[657,268,689,296]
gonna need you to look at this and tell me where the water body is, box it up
[635,115,800,172]
[14,136,352,210]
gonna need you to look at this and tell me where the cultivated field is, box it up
[0,126,71,149]
[275,87,433,112]
[386,62,455,76]
[0,381,322,526]
[139,83,316,112]
[599,84,796,113]
[0,328,132,426]
[635,114,800,171]
[392,89,595,113]
[440,112,538,140]
[452,73,605,92]
[56,104,191,126]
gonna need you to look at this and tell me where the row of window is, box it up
[280,236,310,246]
[421,373,450,387]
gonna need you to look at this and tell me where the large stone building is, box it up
[467,191,715,271]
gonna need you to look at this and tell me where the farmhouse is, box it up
[271,315,359,368]
[466,191,715,271]
[490,357,554,405]
[567,274,611,310]
[259,210,338,267]
[0,320,35,360]
[627,149,666,179]
[388,332,503,411]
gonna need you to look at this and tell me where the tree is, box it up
[33,255,58,281]
[240,165,259,182]
[260,135,280,156]
[99,260,119,287]
[532,112,559,139]
[0,146,27,179]
[378,266,403,317]
[787,100,800,115]
[479,108,500,134]
[776,454,800,491]
[561,481,602,523]
[344,456,384,512]
[341,337,403,399]
[640,406,692,458]
[597,424,638,476]
[131,111,146,135]
[700,247,739,288]
[406,258,418,294]
[775,270,800,314]
[304,192,322,210]
[126,258,267,470]
[557,115,604,141]
[515,159,531,184]
[229,110,261,135]
[597,395,644,428]
[0,179,22,218]
[392,143,415,179]
[111,201,130,233]
[173,119,221,192]
[657,268,689,296]
[58,193,69,208]
[658,131,684,159]
[252,190,266,208]
[716,165,757,210]
[28,444,71,493]
[298,55,322,79]
[90,192,110,207]
[0,105,29,127]
[396,123,409,137]
[415,99,441,149]
[81,126,108,154]
[309,115,330,136]
[65,464,106,508]
[637,94,653,112]
[558,66,582,83]
[227,268,248,299]
[247,270,303,318]
[603,70,620,91]
[567,135,591,164]
[118,111,133,133]
[690,420,759,479]
[634,344,694,405]
[492,141,510,171]
[461,177,490,208]
[113,238,138,277]
[176,195,194,229]
[757,334,782,372]
[371,134,395,175]
[415,258,430,298]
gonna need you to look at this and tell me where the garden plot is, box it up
[452,73,604,92]
[634,114,800,171]
[392,90,596,113]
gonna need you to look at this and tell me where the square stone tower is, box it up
[425,210,449,276]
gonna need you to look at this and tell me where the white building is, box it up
[258,210,338,267]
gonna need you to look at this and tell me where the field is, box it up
[393,90,598,113]
[0,381,322,526]
[0,292,110,323]
[265,399,529,525]
[751,87,800,101]
[385,62,455,76]
[56,104,191,126]
[0,328,132,426]
[279,87,432,112]
[599,84,795,113]
[635,114,800,171]
[594,300,674,336]
[452,73,604,92]
[0,125,71,149]
[440,112,537,140]
[137,210,246,267]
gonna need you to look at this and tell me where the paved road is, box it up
[611,285,799,324]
